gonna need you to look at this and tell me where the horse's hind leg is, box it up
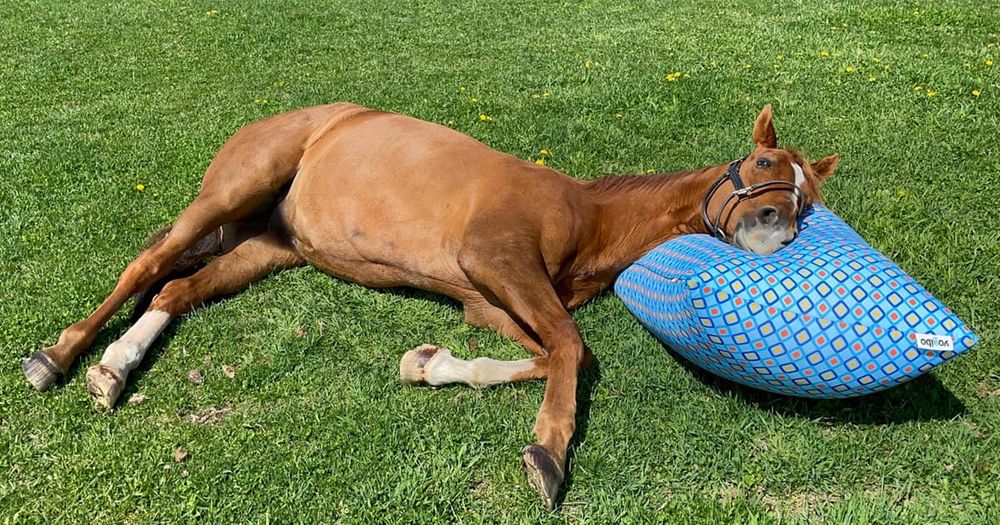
[85,230,304,409]
[21,107,339,391]
[21,195,246,391]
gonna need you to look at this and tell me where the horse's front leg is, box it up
[455,238,587,510]
[400,300,594,389]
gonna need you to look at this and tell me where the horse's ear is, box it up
[811,154,839,182]
[753,104,777,148]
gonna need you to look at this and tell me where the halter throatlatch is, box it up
[701,157,805,242]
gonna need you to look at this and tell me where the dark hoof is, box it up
[521,444,564,511]
[22,352,62,392]
[399,344,444,385]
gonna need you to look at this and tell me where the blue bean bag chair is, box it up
[615,204,978,398]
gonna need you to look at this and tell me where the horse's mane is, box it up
[584,166,713,196]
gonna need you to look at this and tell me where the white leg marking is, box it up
[99,310,173,374]
[424,349,537,387]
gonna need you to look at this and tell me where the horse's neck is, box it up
[575,164,726,277]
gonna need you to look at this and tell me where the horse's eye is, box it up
[755,158,772,169]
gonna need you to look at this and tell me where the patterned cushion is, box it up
[614,204,978,398]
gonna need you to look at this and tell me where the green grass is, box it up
[1,0,998,522]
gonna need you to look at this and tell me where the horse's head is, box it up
[702,105,839,254]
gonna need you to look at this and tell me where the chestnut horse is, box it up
[22,104,837,509]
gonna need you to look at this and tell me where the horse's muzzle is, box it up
[732,215,796,255]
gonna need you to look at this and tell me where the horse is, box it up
[22,103,837,509]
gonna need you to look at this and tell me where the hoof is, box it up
[399,344,444,385]
[86,365,125,411]
[522,444,564,511]
[22,352,63,392]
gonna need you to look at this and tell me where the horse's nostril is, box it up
[757,206,779,225]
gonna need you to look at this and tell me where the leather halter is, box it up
[701,158,805,242]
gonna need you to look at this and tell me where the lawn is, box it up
[1,0,998,522]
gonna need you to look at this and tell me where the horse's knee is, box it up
[120,240,189,284]
[554,343,586,370]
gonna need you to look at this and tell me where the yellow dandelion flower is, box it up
[645,168,655,174]
[926,89,937,98]
[459,86,466,92]
[534,159,545,166]
[135,183,145,191]
[446,119,456,126]
[845,66,855,73]
[820,50,830,58]
[543,91,551,98]
[478,114,493,122]
[972,89,981,97]
[987,59,994,67]
[205,9,219,16]
[868,76,877,82]
[470,97,478,104]
[744,63,752,69]
[539,149,550,157]
[665,71,682,82]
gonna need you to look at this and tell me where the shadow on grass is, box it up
[662,344,966,425]
[118,281,465,404]
[52,282,606,513]
[385,286,463,311]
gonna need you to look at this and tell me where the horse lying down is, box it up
[22,103,837,509]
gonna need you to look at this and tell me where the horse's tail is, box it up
[129,225,224,322]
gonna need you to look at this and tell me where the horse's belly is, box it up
[278,177,473,299]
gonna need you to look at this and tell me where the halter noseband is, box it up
[700,157,805,242]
